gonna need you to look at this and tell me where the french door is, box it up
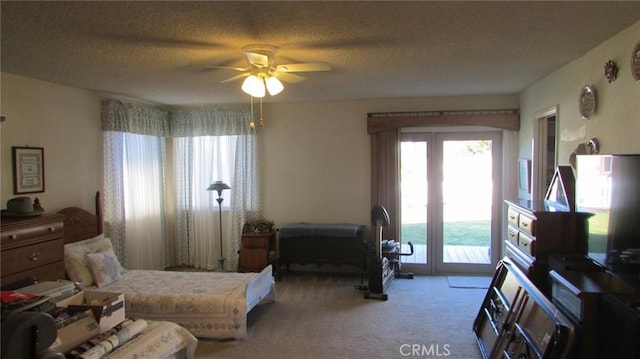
[399,131,502,275]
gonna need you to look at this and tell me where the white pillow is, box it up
[64,234,120,286]
[87,248,122,288]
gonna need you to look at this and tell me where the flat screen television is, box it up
[576,154,640,282]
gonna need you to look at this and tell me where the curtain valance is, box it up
[367,109,520,133]
[170,108,252,137]
[102,98,171,136]
[102,99,252,137]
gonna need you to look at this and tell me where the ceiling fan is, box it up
[215,45,331,97]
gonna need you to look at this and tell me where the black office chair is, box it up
[1,311,64,359]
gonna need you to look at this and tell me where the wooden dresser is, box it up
[504,199,592,296]
[1,214,66,287]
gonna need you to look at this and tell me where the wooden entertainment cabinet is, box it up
[504,199,591,296]
[1,214,66,287]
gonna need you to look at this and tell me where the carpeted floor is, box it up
[194,272,487,359]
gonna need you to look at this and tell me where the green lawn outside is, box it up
[401,221,490,246]
[402,217,608,252]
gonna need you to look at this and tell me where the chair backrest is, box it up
[371,205,390,226]
[371,205,391,257]
[1,311,60,359]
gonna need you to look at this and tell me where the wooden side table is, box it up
[238,230,279,278]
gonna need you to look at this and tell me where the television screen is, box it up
[576,154,640,274]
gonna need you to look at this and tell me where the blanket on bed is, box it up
[91,265,274,339]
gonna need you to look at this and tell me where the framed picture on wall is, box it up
[12,146,45,194]
[518,159,531,194]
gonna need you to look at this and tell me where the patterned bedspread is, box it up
[92,265,274,339]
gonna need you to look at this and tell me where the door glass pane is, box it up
[400,141,427,264]
[442,140,491,264]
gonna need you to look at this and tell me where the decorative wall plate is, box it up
[632,40,640,84]
[579,85,596,120]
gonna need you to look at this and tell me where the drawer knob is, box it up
[9,234,18,240]
[28,252,41,261]
[48,227,56,232]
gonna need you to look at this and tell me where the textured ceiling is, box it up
[2,1,639,106]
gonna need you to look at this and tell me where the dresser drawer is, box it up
[507,208,520,227]
[1,238,64,276]
[506,225,519,246]
[518,215,536,236]
[518,232,535,255]
[1,260,66,287]
[1,220,64,248]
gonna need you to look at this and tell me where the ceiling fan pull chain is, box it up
[259,97,264,127]
[249,96,256,129]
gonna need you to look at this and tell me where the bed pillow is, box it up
[87,248,122,288]
[64,234,119,286]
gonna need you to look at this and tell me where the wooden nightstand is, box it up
[238,230,278,278]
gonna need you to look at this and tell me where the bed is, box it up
[58,192,275,340]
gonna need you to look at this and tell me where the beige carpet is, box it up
[194,272,486,359]
[447,276,492,289]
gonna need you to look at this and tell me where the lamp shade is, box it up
[241,75,265,98]
[207,181,231,195]
[265,76,284,96]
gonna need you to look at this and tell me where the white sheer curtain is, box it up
[102,99,170,270]
[171,107,260,271]
[174,136,236,270]
[102,99,259,271]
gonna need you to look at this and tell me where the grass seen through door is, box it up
[402,220,490,246]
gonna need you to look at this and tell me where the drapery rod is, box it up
[367,109,520,133]
[367,109,519,118]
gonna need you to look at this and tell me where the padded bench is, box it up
[278,223,369,274]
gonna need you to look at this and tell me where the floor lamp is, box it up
[207,181,231,271]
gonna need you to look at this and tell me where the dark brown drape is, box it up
[370,129,400,240]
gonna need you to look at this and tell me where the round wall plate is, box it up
[579,85,596,120]
[632,40,640,84]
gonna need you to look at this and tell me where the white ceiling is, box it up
[2,1,639,107]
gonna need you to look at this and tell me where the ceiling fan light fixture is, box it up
[241,75,265,98]
[265,76,284,96]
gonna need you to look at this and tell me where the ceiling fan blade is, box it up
[245,51,269,67]
[276,63,331,72]
[220,73,249,83]
[275,72,306,83]
[206,65,249,72]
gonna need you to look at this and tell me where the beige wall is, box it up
[260,96,518,227]
[1,73,103,212]
[519,21,640,192]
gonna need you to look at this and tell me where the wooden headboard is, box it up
[57,191,104,244]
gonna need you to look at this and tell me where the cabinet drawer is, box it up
[506,225,519,246]
[239,248,269,272]
[242,236,270,249]
[1,238,64,276]
[518,233,535,255]
[507,208,520,227]
[518,215,536,236]
[1,260,66,287]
